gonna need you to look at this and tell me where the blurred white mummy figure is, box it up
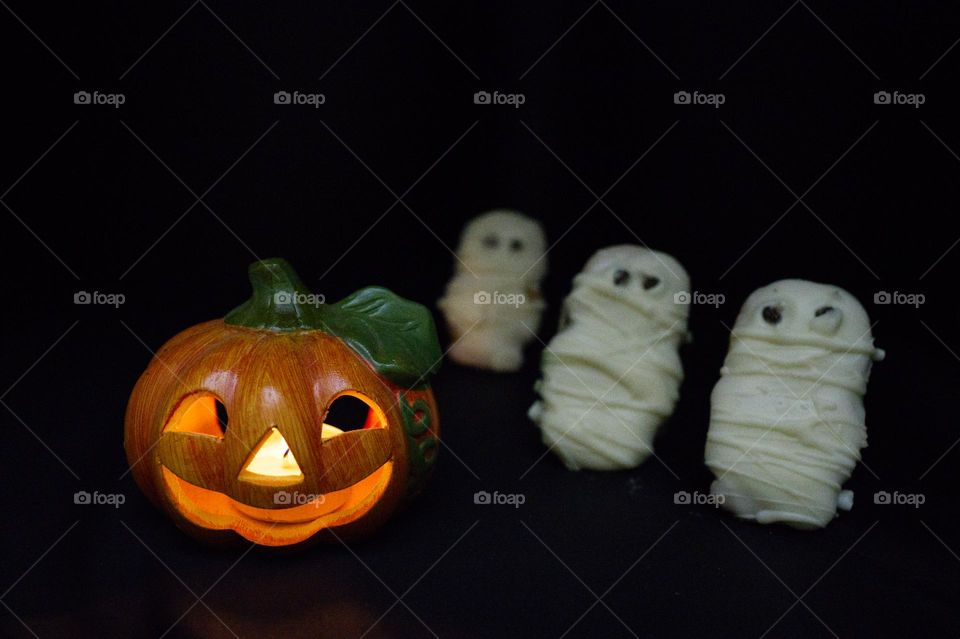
[438,210,547,371]
[528,245,690,470]
[705,280,884,529]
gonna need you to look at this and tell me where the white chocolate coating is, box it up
[705,279,884,529]
[438,210,547,372]
[529,246,690,470]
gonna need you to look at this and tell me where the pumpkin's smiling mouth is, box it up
[160,462,393,545]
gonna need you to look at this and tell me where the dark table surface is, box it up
[3,325,957,638]
[3,2,960,637]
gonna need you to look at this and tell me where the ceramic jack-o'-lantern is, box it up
[124,258,441,548]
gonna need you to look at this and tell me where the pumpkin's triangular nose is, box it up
[238,427,304,487]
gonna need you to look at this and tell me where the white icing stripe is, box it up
[723,338,872,394]
[731,329,882,358]
[571,274,689,329]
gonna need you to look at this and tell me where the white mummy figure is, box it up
[528,245,690,471]
[438,210,547,372]
[705,280,885,529]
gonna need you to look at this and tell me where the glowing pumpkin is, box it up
[124,258,441,547]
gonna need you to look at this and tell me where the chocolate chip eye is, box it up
[613,270,630,286]
[762,305,782,324]
[815,305,834,317]
[482,234,499,249]
[642,276,660,290]
[509,238,524,252]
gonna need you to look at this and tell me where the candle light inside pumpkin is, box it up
[242,424,344,478]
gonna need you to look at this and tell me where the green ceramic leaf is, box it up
[323,287,442,388]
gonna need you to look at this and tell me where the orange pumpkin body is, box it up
[124,259,440,548]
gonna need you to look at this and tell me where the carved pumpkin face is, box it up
[124,259,441,548]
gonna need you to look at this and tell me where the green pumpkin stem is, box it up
[224,258,326,331]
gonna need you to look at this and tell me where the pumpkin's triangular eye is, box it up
[164,394,226,438]
[239,427,303,485]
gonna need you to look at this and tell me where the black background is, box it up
[2,2,959,637]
